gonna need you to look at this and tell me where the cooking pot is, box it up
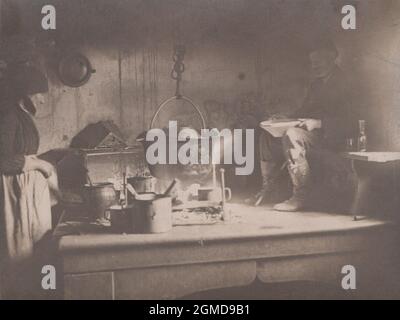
[127,176,156,193]
[137,96,213,184]
[82,183,117,221]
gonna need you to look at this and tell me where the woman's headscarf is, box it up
[0,64,49,115]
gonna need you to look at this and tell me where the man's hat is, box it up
[308,38,338,57]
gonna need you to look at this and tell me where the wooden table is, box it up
[55,204,395,300]
[342,152,400,220]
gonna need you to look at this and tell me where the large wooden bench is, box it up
[55,204,396,299]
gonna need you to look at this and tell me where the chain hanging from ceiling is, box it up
[170,44,186,98]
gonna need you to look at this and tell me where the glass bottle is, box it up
[357,120,367,152]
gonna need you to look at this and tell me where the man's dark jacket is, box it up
[293,66,358,151]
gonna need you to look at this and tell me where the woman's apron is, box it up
[0,170,52,298]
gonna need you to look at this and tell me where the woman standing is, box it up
[0,65,54,299]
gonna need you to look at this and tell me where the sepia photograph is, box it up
[1,0,400,304]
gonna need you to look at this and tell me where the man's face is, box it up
[29,93,46,106]
[29,93,48,116]
[309,50,337,79]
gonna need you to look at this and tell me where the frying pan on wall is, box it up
[58,53,96,87]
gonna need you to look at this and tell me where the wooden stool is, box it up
[342,152,400,220]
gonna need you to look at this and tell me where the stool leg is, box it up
[350,160,373,220]
[351,176,372,220]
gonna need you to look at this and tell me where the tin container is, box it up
[132,194,172,234]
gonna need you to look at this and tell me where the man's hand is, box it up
[298,119,322,131]
[270,113,289,120]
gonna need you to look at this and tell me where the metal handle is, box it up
[220,168,226,208]
[163,179,178,197]
[224,187,232,201]
[150,95,207,130]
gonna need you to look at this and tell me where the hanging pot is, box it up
[137,95,213,184]
[58,53,96,88]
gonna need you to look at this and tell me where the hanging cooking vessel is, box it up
[137,95,213,184]
[58,52,96,87]
[137,45,218,185]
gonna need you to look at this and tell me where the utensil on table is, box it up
[121,172,128,208]
[212,164,217,188]
[163,179,178,197]
[127,183,139,198]
[198,187,232,203]
[220,168,230,221]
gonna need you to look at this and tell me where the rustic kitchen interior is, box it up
[1,0,400,300]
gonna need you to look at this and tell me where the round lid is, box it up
[58,53,95,87]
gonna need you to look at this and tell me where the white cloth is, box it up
[1,171,52,261]
[0,170,52,298]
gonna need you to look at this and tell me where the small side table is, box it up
[342,152,400,220]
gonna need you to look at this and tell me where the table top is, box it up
[56,203,390,252]
[343,152,400,162]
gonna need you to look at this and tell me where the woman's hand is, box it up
[36,159,54,179]
[298,119,322,131]
[24,155,54,178]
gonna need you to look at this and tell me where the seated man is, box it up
[256,41,358,212]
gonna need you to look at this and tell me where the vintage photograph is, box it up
[1,0,400,301]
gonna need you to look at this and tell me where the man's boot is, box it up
[246,161,278,206]
[273,161,311,212]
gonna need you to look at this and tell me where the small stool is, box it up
[342,152,400,220]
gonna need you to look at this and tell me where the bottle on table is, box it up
[357,120,367,152]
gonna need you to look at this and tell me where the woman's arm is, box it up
[0,109,53,177]
[23,155,54,178]
[0,110,26,174]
